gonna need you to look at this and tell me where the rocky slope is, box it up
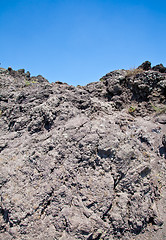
[0,62,166,240]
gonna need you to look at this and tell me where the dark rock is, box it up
[138,61,151,70]
[26,71,30,78]
[162,134,166,148]
[152,64,166,73]
[55,81,64,84]
[8,66,12,71]
[17,69,25,74]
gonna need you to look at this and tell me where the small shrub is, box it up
[128,106,136,113]
[25,80,36,86]
[126,67,144,77]
[99,78,104,82]
[25,81,31,86]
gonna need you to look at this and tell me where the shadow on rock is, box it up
[159,147,166,159]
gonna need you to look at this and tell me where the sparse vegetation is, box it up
[128,106,136,114]
[25,80,31,86]
[25,80,37,86]
[151,104,166,115]
[126,67,144,77]
[1,61,166,240]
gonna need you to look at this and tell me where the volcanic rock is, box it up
[138,61,151,71]
[0,63,166,240]
[152,64,166,73]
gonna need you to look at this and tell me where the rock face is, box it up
[0,62,166,240]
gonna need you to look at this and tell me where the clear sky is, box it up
[1,0,166,86]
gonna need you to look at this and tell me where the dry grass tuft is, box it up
[126,67,144,77]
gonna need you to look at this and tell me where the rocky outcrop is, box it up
[138,61,152,71]
[0,62,166,240]
[152,64,166,73]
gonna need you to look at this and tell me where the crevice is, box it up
[139,136,151,146]
[0,208,13,227]
[87,233,93,240]
[39,188,54,215]
[75,121,89,134]
[40,199,51,214]
[87,232,102,240]
[95,129,103,139]
[147,217,155,225]
[102,203,112,221]
[80,230,91,236]
[86,201,97,209]
[43,116,53,131]
[0,143,7,153]
[113,172,125,189]
[0,179,8,189]
[64,216,70,233]
[8,120,15,130]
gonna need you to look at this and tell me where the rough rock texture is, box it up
[152,64,166,73]
[0,63,166,240]
[138,61,152,71]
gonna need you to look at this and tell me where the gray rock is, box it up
[0,64,166,239]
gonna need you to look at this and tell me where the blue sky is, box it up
[0,0,166,85]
